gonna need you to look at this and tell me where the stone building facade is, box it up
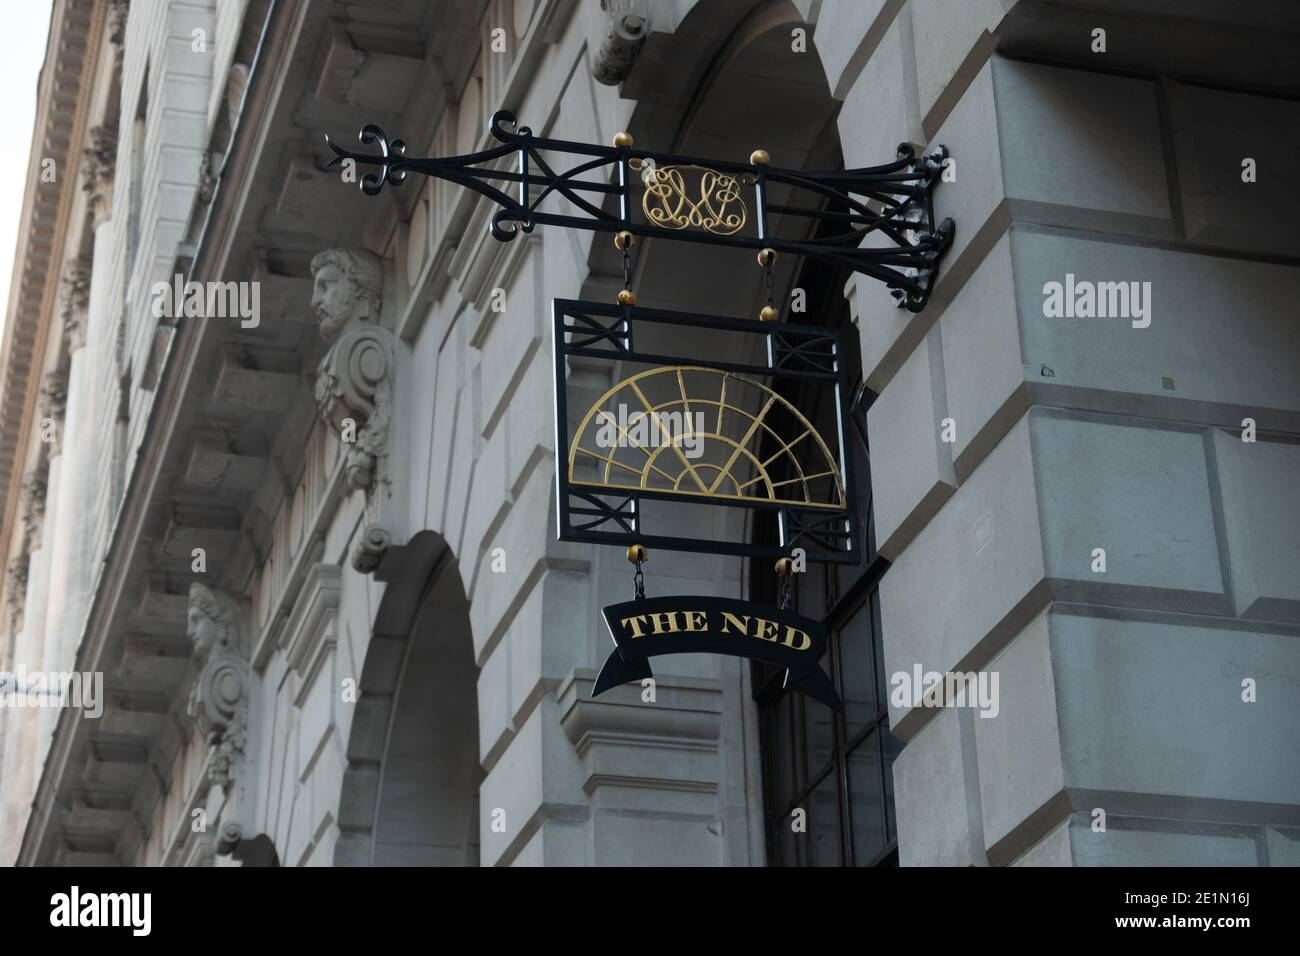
[0,0,1297,867]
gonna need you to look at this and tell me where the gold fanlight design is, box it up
[569,366,846,509]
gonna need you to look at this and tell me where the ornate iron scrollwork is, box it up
[326,111,954,311]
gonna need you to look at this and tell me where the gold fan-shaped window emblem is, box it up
[569,366,846,510]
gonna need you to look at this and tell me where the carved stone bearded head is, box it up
[310,248,384,343]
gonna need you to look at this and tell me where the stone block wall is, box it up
[822,1,1300,865]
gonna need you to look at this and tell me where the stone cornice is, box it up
[0,0,99,578]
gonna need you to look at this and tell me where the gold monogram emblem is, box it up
[630,159,751,236]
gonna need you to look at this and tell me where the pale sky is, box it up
[0,1,57,342]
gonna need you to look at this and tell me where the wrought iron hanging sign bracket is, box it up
[326,111,954,311]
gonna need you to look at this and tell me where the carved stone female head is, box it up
[186,582,239,660]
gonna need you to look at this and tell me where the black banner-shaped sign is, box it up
[593,596,843,711]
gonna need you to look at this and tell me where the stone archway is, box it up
[603,0,847,550]
[625,0,844,321]
[334,531,480,866]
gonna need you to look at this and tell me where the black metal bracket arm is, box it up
[326,110,954,312]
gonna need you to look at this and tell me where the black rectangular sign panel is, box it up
[553,298,859,563]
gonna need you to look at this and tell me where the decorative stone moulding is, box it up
[592,0,652,85]
[61,260,91,352]
[40,370,68,423]
[6,556,30,631]
[82,125,118,223]
[20,470,48,550]
[107,0,129,50]
[185,583,251,856]
[351,524,391,574]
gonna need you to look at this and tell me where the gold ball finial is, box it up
[750,149,770,166]
[617,289,637,307]
[627,543,648,564]
[614,230,635,251]
[613,131,634,148]
[775,557,793,576]
[757,247,777,268]
[759,305,779,322]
